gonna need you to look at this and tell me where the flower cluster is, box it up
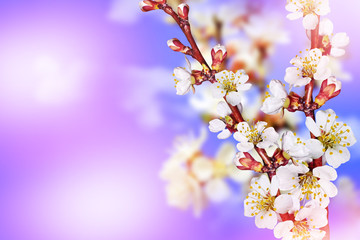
[141,0,356,239]
[160,129,252,216]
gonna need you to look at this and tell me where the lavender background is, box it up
[0,0,359,239]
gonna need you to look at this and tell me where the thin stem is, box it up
[255,147,272,168]
[162,5,211,71]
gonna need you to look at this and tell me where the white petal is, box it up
[313,165,337,181]
[210,82,225,98]
[274,221,294,238]
[235,70,249,83]
[285,3,298,12]
[303,14,318,30]
[191,157,214,181]
[258,174,271,189]
[262,127,279,144]
[330,48,345,57]
[290,56,303,68]
[284,67,309,86]
[217,129,232,139]
[254,121,267,132]
[226,91,242,106]
[236,83,252,91]
[316,109,336,133]
[209,119,225,133]
[314,56,331,81]
[305,117,321,137]
[176,79,191,95]
[287,11,302,20]
[237,121,250,131]
[270,80,287,98]
[174,67,190,80]
[319,18,333,36]
[236,141,254,152]
[204,179,231,203]
[215,70,230,82]
[274,194,293,214]
[255,210,277,229]
[305,139,324,158]
[233,131,248,143]
[324,147,350,168]
[261,97,284,115]
[331,32,349,48]
[315,1,330,16]
[318,179,338,198]
[270,176,280,196]
[307,206,328,228]
[276,166,298,191]
[217,101,232,118]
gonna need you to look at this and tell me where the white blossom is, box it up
[208,101,233,139]
[319,18,350,57]
[173,57,193,95]
[277,164,338,207]
[274,201,328,240]
[285,48,331,87]
[161,128,207,173]
[211,70,251,106]
[280,130,323,163]
[234,121,279,152]
[165,173,206,217]
[245,174,293,229]
[261,80,288,115]
[286,0,330,30]
[191,142,239,203]
[305,109,357,168]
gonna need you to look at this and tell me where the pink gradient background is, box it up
[0,0,359,239]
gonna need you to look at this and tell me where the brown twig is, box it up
[161,4,211,71]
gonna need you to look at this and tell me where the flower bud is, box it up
[315,76,341,106]
[167,38,191,54]
[234,152,263,172]
[139,0,165,12]
[211,44,227,71]
[177,3,189,20]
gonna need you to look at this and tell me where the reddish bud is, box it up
[139,0,165,12]
[177,3,189,20]
[235,152,263,172]
[167,38,191,54]
[211,44,227,71]
[315,77,341,106]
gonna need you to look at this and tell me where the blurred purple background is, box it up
[0,0,359,239]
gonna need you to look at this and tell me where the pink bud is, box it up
[315,77,341,106]
[167,38,185,51]
[167,38,192,54]
[139,0,164,12]
[234,152,263,172]
[177,3,189,20]
[211,44,227,71]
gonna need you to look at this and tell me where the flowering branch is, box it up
[141,0,356,239]
[161,3,211,71]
